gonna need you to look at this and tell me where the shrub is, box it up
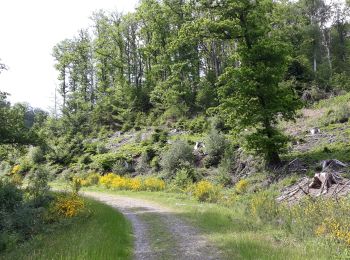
[204,129,227,167]
[136,148,155,174]
[0,180,23,213]
[151,129,168,144]
[111,159,133,175]
[25,167,50,204]
[70,177,83,194]
[51,193,85,218]
[161,140,194,176]
[143,177,166,191]
[92,153,128,172]
[129,178,142,191]
[11,165,21,175]
[235,179,249,194]
[26,147,44,164]
[209,116,227,132]
[187,116,209,133]
[173,168,194,189]
[99,173,115,188]
[249,191,279,223]
[331,72,350,92]
[322,103,350,125]
[0,161,11,176]
[150,156,160,171]
[215,158,233,186]
[192,180,221,203]
[9,166,23,186]
[0,180,51,251]
[99,174,165,192]
[81,173,100,187]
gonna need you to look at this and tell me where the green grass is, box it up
[0,198,133,260]
[77,186,336,260]
[314,92,350,109]
[288,141,350,165]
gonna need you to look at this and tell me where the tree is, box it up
[0,94,39,145]
[200,0,301,167]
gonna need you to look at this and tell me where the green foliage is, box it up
[91,153,128,172]
[25,167,50,204]
[321,103,350,125]
[186,116,209,133]
[151,129,168,144]
[331,72,350,92]
[0,94,40,146]
[204,129,227,167]
[172,167,202,189]
[214,1,301,166]
[0,179,52,252]
[1,199,133,259]
[161,140,194,176]
[150,156,160,172]
[26,147,44,164]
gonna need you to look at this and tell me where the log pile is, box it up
[277,159,350,204]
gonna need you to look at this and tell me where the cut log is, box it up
[309,171,345,195]
[322,159,348,171]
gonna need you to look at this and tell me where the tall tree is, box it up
[196,0,300,166]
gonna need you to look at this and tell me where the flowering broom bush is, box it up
[51,193,85,218]
[99,173,165,192]
[192,180,221,203]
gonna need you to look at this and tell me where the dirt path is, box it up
[83,191,222,260]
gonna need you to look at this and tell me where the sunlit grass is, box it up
[0,198,133,260]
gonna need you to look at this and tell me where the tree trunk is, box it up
[266,150,281,168]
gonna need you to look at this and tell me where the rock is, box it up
[194,141,205,151]
[310,127,320,135]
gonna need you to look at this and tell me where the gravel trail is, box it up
[83,191,222,260]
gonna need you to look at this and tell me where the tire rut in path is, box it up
[83,192,222,260]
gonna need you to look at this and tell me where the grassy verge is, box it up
[77,186,335,260]
[0,198,133,260]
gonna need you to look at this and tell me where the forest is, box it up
[1,0,350,259]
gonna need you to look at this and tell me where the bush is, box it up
[187,116,209,133]
[92,153,128,172]
[136,148,155,174]
[235,179,249,194]
[0,180,52,251]
[173,168,194,189]
[161,140,194,176]
[50,193,85,218]
[249,191,279,223]
[150,156,160,171]
[99,174,165,192]
[26,147,44,164]
[192,180,221,203]
[331,72,350,92]
[321,103,350,125]
[111,159,133,175]
[25,167,50,204]
[209,116,227,132]
[204,129,227,167]
[215,158,233,186]
[151,129,168,144]
[143,177,166,191]
[81,173,100,187]
[0,161,11,176]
